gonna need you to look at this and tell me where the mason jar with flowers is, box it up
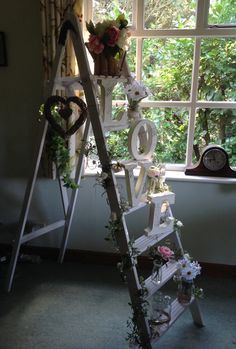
[149,245,175,284]
[175,254,202,304]
[124,79,151,121]
[86,14,130,76]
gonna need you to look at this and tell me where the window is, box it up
[84,0,236,170]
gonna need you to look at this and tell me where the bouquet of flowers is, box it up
[176,254,201,282]
[149,245,175,284]
[150,245,175,264]
[86,13,130,60]
[124,79,150,111]
[175,254,203,303]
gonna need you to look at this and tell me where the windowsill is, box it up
[84,168,236,184]
[165,171,236,184]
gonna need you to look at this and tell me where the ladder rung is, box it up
[54,76,83,89]
[21,220,66,243]
[144,261,178,298]
[123,202,148,216]
[150,297,194,343]
[133,230,174,255]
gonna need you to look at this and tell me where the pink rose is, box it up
[105,26,120,47]
[88,34,104,54]
[158,246,174,260]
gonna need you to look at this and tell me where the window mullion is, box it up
[186,38,201,167]
[136,0,144,31]
[196,0,210,30]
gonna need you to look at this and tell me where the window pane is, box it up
[193,109,236,165]
[92,0,133,24]
[144,0,196,29]
[143,108,188,164]
[208,0,236,25]
[142,38,194,101]
[198,38,236,101]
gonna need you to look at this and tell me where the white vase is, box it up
[127,107,141,123]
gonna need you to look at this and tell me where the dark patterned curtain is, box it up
[40,0,84,178]
[40,0,83,81]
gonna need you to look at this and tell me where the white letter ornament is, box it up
[121,159,152,207]
[96,77,128,131]
[144,192,175,236]
[128,119,157,160]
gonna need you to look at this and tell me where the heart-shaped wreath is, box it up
[44,95,87,139]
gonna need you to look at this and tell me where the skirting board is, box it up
[0,243,235,278]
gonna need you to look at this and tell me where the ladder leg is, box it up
[57,174,69,216]
[58,120,91,263]
[189,298,204,327]
[5,122,48,292]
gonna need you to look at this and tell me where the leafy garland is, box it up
[126,277,149,348]
[46,128,78,189]
[104,201,150,347]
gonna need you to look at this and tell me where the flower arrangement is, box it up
[86,13,130,60]
[176,254,201,282]
[146,164,169,195]
[175,254,203,303]
[149,245,175,265]
[149,245,175,284]
[124,79,150,111]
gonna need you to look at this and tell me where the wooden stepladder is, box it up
[6,12,203,348]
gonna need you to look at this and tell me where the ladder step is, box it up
[21,220,65,243]
[123,202,148,216]
[133,230,174,255]
[150,297,194,343]
[54,76,83,90]
[145,261,178,298]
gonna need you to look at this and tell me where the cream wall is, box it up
[0,1,43,177]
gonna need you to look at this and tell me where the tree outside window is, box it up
[86,0,236,168]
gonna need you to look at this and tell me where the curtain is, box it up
[40,0,83,81]
[40,0,84,178]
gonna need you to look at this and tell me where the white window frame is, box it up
[84,0,236,171]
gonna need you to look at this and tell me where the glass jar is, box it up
[149,291,172,339]
[151,260,163,284]
[177,279,194,304]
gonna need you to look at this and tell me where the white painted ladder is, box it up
[5,12,203,349]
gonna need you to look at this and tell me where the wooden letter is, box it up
[145,192,175,236]
[128,119,157,160]
[121,159,152,207]
[96,77,128,131]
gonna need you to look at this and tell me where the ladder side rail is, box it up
[5,43,65,292]
[68,14,152,348]
[56,84,80,218]
[189,298,204,327]
[57,172,69,217]
[69,15,122,214]
[58,119,91,263]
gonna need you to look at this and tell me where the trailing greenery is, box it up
[104,203,150,347]
[126,277,149,348]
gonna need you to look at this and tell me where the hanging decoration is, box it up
[44,96,87,139]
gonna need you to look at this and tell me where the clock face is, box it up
[202,148,227,171]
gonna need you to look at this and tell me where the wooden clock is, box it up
[185,145,236,177]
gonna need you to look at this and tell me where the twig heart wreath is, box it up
[44,95,87,139]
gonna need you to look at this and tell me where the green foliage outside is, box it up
[92,0,236,165]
